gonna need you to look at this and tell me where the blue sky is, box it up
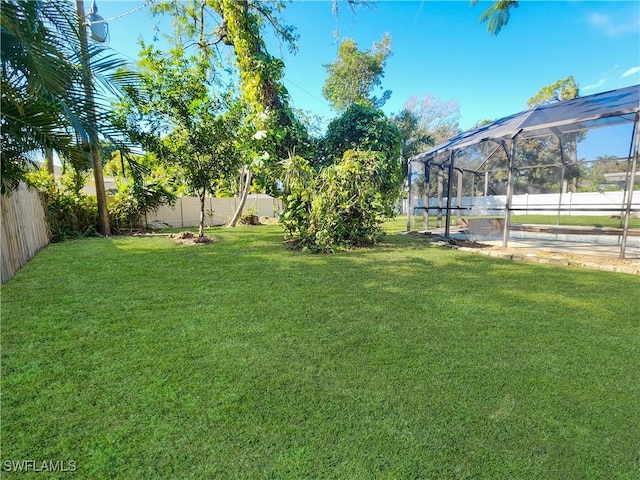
[96,0,640,131]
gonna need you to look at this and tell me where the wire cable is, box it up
[88,0,154,25]
[283,77,332,108]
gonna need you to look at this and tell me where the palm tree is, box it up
[1,0,138,203]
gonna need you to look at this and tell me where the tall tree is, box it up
[151,0,303,225]
[322,34,392,111]
[390,109,432,163]
[321,103,402,169]
[391,94,460,189]
[399,94,461,147]
[520,77,581,193]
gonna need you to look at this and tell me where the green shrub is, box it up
[281,150,400,252]
[26,168,99,242]
[108,182,175,234]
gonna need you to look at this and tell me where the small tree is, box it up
[114,44,241,237]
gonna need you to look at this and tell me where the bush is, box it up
[281,150,400,252]
[26,168,99,242]
[108,182,175,234]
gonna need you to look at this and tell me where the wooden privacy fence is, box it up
[1,183,50,284]
[148,194,282,228]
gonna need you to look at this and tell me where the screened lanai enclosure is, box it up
[406,85,640,259]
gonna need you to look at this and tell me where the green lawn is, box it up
[2,226,639,479]
[510,214,640,229]
[396,214,640,231]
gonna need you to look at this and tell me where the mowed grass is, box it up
[2,225,639,479]
[510,214,640,229]
[394,214,640,231]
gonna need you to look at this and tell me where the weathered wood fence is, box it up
[1,184,50,283]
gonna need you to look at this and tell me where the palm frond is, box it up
[1,0,142,192]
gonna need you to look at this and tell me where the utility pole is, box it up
[75,0,110,236]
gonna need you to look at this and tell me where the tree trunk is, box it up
[228,168,252,227]
[76,0,110,236]
[45,148,55,174]
[198,186,206,237]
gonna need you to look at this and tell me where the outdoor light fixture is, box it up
[86,0,108,43]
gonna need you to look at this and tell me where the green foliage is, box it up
[26,168,98,242]
[285,104,402,251]
[281,150,401,252]
[1,0,138,193]
[239,206,260,225]
[113,43,240,235]
[320,103,402,168]
[578,155,631,192]
[210,0,298,161]
[322,34,392,111]
[390,108,433,162]
[2,0,84,193]
[104,151,177,233]
[527,76,580,108]
[510,79,582,193]
[108,182,176,234]
[146,1,308,217]
[280,154,316,242]
[471,0,519,36]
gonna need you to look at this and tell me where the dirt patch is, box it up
[170,231,213,245]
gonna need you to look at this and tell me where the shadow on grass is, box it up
[2,228,639,479]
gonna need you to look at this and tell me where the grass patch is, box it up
[511,214,640,229]
[2,225,639,479]
[388,214,640,231]
[384,215,457,232]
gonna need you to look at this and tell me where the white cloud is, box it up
[582,78,607,91]
[588,12,608,26]
[587,9,640,37]
[586,10,640,37]
[622,66,640,78]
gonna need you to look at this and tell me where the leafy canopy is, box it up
[527,76,580,108]
[112,43,241,235]
[322,34,392,111]
[321,103,402,168]
[471,0,519,36]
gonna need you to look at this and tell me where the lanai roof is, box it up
[410,84,640,168]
